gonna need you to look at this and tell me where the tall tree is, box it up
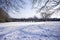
[0,8,11,22]
[32,0,60,19]
[0,0,25,22]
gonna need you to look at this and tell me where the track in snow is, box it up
[0,22,60,40]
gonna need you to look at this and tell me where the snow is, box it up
[0,22,60,40]
[0,22,59,26]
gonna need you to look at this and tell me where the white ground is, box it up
[0,22,60,40]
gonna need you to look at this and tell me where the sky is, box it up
[0,0,60,18]
[7,0,37,18]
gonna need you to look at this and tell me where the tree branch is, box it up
[38,0,49,12]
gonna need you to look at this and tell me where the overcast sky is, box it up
[0,0,60,18]
[7,0,37,18]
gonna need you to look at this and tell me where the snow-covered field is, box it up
[0,22,60,40]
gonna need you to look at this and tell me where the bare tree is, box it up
[32,0,60,19]
[0,0,25,22]
[0,8,11,22]
[41,11,54,19]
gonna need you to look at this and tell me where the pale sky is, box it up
[0,0,60,18]
[8,0,37,18]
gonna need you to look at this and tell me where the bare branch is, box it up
[32,0,60,18]
[38,0,49,12]
[32,0,37,8]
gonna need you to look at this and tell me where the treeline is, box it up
[10,18,60,22]
[0,18,60,22]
